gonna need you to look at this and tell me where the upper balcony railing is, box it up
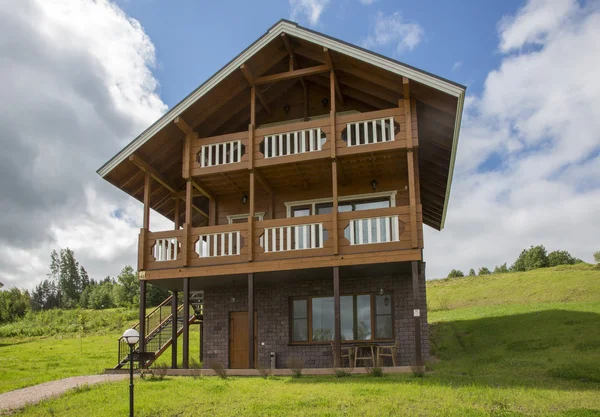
[187,106,416,176]
[140,205,422,273]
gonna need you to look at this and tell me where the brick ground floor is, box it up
[201,263,428,369]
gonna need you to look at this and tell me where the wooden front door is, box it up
[229,311,257,369]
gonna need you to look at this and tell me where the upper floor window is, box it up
[285,191,397,218]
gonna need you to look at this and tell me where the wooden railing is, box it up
[186,106,416,175]
[141,206,422,271]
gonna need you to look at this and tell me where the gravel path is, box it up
[0,374,128,413]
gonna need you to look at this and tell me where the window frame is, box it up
[226,212,265,224]
[284,191,398,218]
[288,292,394,345]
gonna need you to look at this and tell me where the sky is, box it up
[0,0,599,288]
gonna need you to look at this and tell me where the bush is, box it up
[366,366,384,377]
[548,250,577,267]
[209,361,227,379]
[512,245,549,271]
[257,362,273,378]
[493,263,509,274]
[478,267,491,276]
[0,288,30,324]
[447,269,464,278]
[334,368,352,378]
[593,251,600,265]
[286,357,304,378]
[468,269,476,276]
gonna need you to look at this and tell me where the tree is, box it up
[87,281,116,309]
[114,266,138,307]
[511,245,549,272]
[593,251,600,265]
[30,279,61,311]
[547,250,576,267]
[147,284,170,307]
[468,269,476,276]
[493,263,509,274]
[0,288,30,323]
[478,267,491,275]
[58,248,81,306]
[447,269,464,278]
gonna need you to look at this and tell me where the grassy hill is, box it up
[3,264,600,416]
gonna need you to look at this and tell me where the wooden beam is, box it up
[191,180,214,201]
[248,171,255,262]
[182,278,190,369]
[131,154,178,195]
[411,261,423,367]
[333,266,341,367]
[185,180,193,225]
[330,70,336,159]
[253,169,272,194]
[143,172,151,230]
[403,78,414,149]
[139,280,147,368]
[323,48,345,106]
[173,198,180,229]
[174,116,195,136]
[332,161,339,255]
[240,64,271,116]
[254,64,329,85]
[171,291,178,369]
[281,33,307,91]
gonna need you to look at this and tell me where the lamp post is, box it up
[122,328,140,417]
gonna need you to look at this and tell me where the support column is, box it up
[248,273,255,369]
[199,320,204,363]
[182,278,190,369]
[332,161,339,255]
[248,171,255,262]
[333,267,341,368]
[171,291,178,369]
[411,261,423,367]
[143,173,151,229]
[138,280,147,368]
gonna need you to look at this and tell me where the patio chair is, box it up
[376,341,399,367]
[331,342,354,368]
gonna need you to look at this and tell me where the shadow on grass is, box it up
[287,309,600,391]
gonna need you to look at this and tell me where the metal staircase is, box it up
[115,291,203,369]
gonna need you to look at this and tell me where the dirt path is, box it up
[0,374,128,413]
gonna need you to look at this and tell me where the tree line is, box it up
[0,248,169,325]
[447,246,599,279]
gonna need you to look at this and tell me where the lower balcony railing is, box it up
[141,206,421,271]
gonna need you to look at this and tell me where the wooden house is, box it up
[99,20,465,371]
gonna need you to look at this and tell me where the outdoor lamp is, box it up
[242,193,248,205]
[123,328,140,346]
[371,179,377,191]
[122,328,139,417]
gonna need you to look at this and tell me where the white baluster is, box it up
[228,232,233,255]
[287,226,291,251]
[350,220,355,245]
[302,225,307,250]
[372,120,377,143]
[207,147,213,167]
[392,216,399,241]
[278,135,283,157]
[316,129,322,150]
[237,140,242,162]
[272,228,276,251]
[236,231,241,255]
[286,134,291,156]
[215,143,220,165]
[220,233,225,256]
[347,123,352,146]
[309,129,314,152]
[389,117,394,141]
[318,223,324,248]
[265,228,270,252]
[376,218,382,243]
[201,147,206,167]
[367,218,372,243]
[310,224,316,249]
[358,220,363,244]
[213,233,217,255]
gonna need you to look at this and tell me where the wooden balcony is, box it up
[139,205,423,280]
[186,106,417,177]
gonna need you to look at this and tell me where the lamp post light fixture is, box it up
[123,328,140,417]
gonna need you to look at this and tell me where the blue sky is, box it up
[117,0,520,107]
[1,0,599,287]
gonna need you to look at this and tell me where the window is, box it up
[290,293,392,343]
[285,191,397,218]
[226,212,265,224]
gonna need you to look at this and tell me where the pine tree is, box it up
[58,248,81,307]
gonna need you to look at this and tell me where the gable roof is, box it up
[98,19,465,230]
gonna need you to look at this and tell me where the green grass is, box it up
[5,265,600,416]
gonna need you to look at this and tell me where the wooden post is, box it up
[138,280,147,368]
[248,273,255,369]
[199,321,204,363]
[174,198,180,229]
[182,278,190,369]
[248,171,255,262]
[143,173,151,229]
[332,161,339,255]
[402,79,419,249]
[209,199,217,226]
[303,82,309,121]
[333,267,341,368]
[330,70,336,159]
[411,261,423,367]
[183,180,192,266]
[171,291,178,369]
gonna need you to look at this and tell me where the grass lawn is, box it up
[5,265,600,416]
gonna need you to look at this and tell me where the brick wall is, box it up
[202,263,428,369]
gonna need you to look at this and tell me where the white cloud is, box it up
[362,12,423,54]
[359,0,377,5]
[0,0,167,288]
[289,0,330,27]
[452,61,462,71]
[424,0,600,278]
